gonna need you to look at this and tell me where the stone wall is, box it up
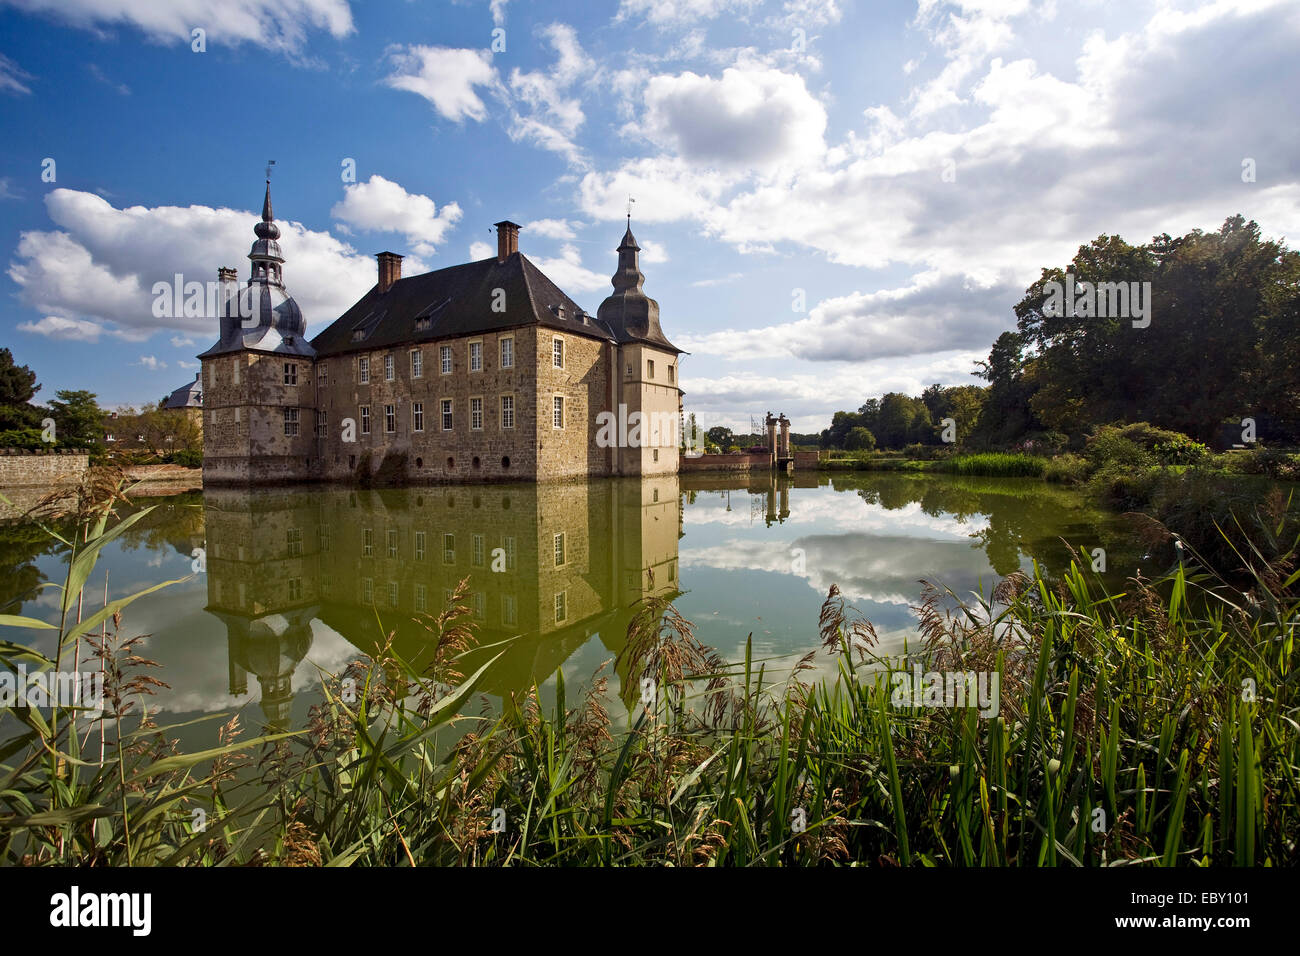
[0,449,90,487]
[680,452,771,473]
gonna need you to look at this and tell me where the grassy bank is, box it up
[2,477,1296,866]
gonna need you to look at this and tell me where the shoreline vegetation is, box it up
[0,472,1296,866]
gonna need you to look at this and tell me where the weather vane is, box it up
[627,195,635,223]
[265,159,276,182]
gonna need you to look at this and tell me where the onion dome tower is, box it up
[596,220,679,351]
[202,179,313,358]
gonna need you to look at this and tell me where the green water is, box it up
[1,471,1154,740]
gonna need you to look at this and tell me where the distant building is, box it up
[199,182,685,485]
[162,372,204,429]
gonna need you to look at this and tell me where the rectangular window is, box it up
[410,349,422,378]
[315,409,327,437]
[554,591,567,623]
[503,535,516,570]
[287,527,302,557]
[554,532,566,567]
[387,529,398,558]
[500,336,514,369]
[384,353,394,381]
[318,364,327,384]
[552,337,564,369]
[232,358,240,385]
[414,531,426,560]
[647,360,655,379]
[319,525,331,553]
[363,528,373,557]
[440,345,452,375]
[360,405,370,435]
[472,533,485,567]
[653,448,659,462]
[288,578,302,601]
[413,402,424,432]
[362,578,373,604]
[359,356,369,384]
[384,404,395,434]
[414,583,427,613]
[626,362,633,378]
[500,394,515,429]
[442,533,455,564]
[668,364,675,383]
[473,592,485,620]
[470,396,483,431]
[283,407,299,436]
[469,341,483,372]
[414,316,432,332]
[387,580,398,607]
[441,399,453,431]
[502,594,517,627]
[552,395,564,429]
[283,363,297,386]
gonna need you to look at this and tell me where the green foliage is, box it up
[845,426,876,451]
[1085,427,1156,470]
[0,347,42,433]
[937,453,1046,477]
[1043,453,1089,485]
[165,449,203,468]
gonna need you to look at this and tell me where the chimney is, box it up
[217,266,238,285]
[376,252,404,294]
[495,220,520,262]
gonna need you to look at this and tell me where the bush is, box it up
[1085,427,1155,470]
[165,449,203,468]
[1228,446,1300,480]
[1044,453,1089,485]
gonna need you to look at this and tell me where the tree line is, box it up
[820,215,1300,451]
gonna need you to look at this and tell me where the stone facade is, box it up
[200,192,684,487]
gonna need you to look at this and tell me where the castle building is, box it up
[200,183,684,485]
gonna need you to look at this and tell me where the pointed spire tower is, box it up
[596,217,678,351]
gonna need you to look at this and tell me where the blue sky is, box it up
[1,0,1297,432]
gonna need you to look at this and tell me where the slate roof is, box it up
[311,252,615,358]
[163,373,203,409]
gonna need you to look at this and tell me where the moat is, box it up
[1,472,1150,746]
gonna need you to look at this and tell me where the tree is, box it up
[0,348,41,433]
[706,425,734,449]
[845,426,876,451]
[46,390,104,449]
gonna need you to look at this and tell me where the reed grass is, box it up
[1,478,1296,866]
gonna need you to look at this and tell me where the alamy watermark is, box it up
[1043,273,1152,328]
[888,662,1000,718]
[1,666,103,711]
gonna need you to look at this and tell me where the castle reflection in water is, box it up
[203,476,686,727]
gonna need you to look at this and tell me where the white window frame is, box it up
[469,340,483,373]
[554,532,566,567]
[470,396,483,431]
[500,394,515,430]
[552,395,564,429]
[358,356,370,384]
[441,398,453,431]
[500,335,514,369]
[283,362,297,386]
[410,349,423,379]
[384,403,396,434]
[552,336,565,369]
[283,407,299,436]
[360,404,371,435]
[384,353,395,381]
[440,345,452,375]
[413,402,424,433]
